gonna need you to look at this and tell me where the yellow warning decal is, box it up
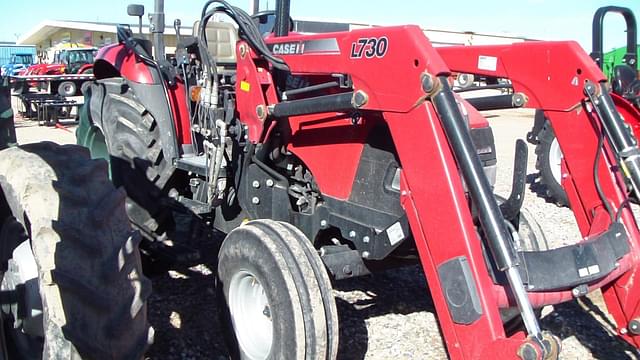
[621,161,631,178]
[240,81,251,92]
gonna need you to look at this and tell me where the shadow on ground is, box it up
[333,265,436,359]
[542,296,639,359]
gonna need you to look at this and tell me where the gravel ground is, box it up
[12,102,640,359]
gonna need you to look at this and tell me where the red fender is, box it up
[77,63,93,74]
[94,44,154,84]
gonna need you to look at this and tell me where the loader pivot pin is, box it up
[421,72,441,97]
[629,319,640,335]
[517,341,540,360]
[421,73,434,93]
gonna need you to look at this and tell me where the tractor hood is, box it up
[24,63,65,76]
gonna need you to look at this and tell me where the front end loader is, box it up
[78,0,640,358]
[525,5,640,206]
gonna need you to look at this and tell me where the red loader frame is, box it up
[439,42,640,353]
[235,33,640,358]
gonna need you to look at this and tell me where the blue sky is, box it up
[1,0,639,52]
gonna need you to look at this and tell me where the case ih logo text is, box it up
[350,37,389,59]
[272,42,304,55]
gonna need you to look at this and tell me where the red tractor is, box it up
[23,46,96,77]
[21,46,97,96]
[76,0,640,359]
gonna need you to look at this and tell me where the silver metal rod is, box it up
[505,266,542,338]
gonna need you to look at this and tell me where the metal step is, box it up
[176,154,207,176]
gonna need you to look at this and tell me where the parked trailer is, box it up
[9,73,95,96]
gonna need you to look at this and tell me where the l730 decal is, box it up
[350,37,389,59]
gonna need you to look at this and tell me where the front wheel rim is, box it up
[228,270,273,360]
[549,137,563,185]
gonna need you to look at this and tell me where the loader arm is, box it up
[439,42,640,348]
[234,26,640,358]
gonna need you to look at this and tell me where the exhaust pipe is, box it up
[249,0,260,15]
[149,0,166,61]
[274,0,290,37]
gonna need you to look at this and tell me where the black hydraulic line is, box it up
[200,3,289,71]
[270,92,356,118]
[432,77,518,271]
[588,82,640,200]
[465,94,522,111]
[592,116,615,222]
[590,82,639,155]
[282,81,340,99]
[274,0,291,37]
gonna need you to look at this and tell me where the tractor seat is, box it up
[192,20,239,67]
[611,64,640,103]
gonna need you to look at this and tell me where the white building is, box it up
[17,18,534,63]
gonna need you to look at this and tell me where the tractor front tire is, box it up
[217,220,339,360]
[0,142,152,359]
[535,122,569,207]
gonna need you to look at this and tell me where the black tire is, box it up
[11,83,26,95]
[535,122,569,206]
[0,142,152,359]
[83,78,175,239]
[497,202,547,334]
[276,221,339,359]
[57,81,76,97]
[217,219,338,360]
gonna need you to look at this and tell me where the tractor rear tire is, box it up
[82,78,175,239]
[217,219,338,360]
[0,142,152,359]
[535,122,569,207]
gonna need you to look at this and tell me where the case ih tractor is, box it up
[0,77,151,357]
[526,6,640,206]
[77,0,640,359]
